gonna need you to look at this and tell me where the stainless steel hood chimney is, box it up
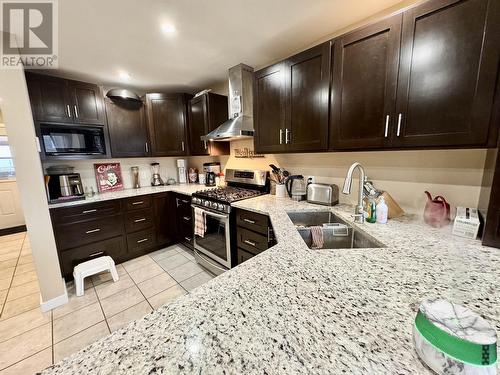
[201,64,254,141]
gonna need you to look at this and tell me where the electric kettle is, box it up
[285,175,307,201]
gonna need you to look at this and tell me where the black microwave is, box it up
[39,124,106,156]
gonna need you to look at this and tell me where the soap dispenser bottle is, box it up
[376,196,388,224]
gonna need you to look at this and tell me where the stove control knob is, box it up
[203,200,210,207]
[211,202,218,210]
[217,203,225,211]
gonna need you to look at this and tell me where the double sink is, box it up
[287,211,385,250]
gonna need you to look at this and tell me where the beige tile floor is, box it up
[0,232,215,374]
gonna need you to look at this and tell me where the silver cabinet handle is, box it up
[244,239,256,247]
[85,228,101,234]
[89,251,104,257]
[384,115,389,138]
[145,142,149,153]
[66,105,72,118]
[267,227,273,243]
[204,141,208,150]
[279,129,283,145]
[243,218,256,224]
[285,129,291,144]
[136,238,149,243]
[183,216,191,221]
[74,105,79,118]
[82,209,97,214]
[397,113,402,137]
[184,236,192,242]
[132,201,144,205]
[182,199,189,204]
[134,218,146,223]
[181,141,185,151]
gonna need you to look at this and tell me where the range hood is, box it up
[201,64,254,142]
[106,88,142,102]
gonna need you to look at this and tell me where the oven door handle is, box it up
[191,205,229,220]
[194,249,227,273]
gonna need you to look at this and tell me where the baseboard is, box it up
[0,225,27,236]
[40,278,68,312]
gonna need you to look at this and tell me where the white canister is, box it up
[413,299,497,374]
[198,174,206,185]
[275,184,287,198]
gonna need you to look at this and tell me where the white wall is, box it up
[189,139,489,216]
[0,33,66,306]
[44,156,184,193]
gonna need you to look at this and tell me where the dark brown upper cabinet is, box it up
[145,93,191,157]
[393,0,500,148]
[254,62,287,153]
[105,98,150,157]
[25,72,106,126]
[69,81,106,125]
[188,93,229,156]
[254,44,330,154]
[330,15,402,150]
[285,43,330,152]
[26,72,73,124]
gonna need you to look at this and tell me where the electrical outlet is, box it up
[306,176,316,184]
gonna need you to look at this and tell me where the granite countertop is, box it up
[48,184,211,208]
[43,195,500,374]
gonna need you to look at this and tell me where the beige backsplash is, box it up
[189,139,489,215]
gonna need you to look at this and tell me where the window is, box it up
[0,136,15,178]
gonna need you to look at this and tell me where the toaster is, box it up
[307,183,339,206]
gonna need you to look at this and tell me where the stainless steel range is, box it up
[191,169,269,275]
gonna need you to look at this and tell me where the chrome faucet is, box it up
[342,162,366,223]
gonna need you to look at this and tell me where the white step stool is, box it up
[73,256,118,296]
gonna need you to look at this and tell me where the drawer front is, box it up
[175,195,191,214]
[125,195,151,211]
[125,208,154,233]
[55,214,124,250]
[237,227,269,255]
[237,248,255,265]
[127,228,156,253]
[236,209,269,235]
[58,236,126,278]
[179,221,193,243]
[51,200,122,225]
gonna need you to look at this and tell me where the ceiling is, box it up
[44,0,407,93]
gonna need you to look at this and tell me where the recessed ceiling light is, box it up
[119,71,131,81]
[161,23,176,34]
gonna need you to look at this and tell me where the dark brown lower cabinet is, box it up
[173,194,194,249]
[153,193,176,247]
[235,208,275,265]
[50,192,182,279]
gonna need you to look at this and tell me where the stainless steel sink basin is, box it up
[287,211,385,249]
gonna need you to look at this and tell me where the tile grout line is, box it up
[0,347,51,372]
[90,278,113,334]
[0,233,26,319]
[122,257,155,311]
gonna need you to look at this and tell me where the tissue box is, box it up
[453,207,480,239]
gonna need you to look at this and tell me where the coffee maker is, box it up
[177,159,188,184]
[203,162,221,186]
[46,173,85,203]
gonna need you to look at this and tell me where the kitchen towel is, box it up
[310,226,324,249]
[194,207,206,238]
